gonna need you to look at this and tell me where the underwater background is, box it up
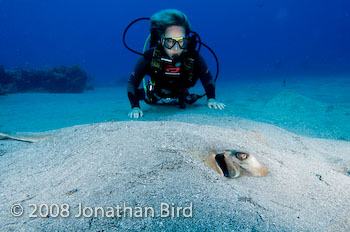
[0,0,349,140]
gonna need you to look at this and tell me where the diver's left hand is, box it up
[207,98,226,110]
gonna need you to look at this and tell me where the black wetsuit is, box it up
[127,47,216,109]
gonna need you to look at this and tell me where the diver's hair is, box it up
[150,9,191,37]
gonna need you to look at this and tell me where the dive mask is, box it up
[162,36,189,49]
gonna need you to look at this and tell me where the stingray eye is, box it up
[235,152,248,160]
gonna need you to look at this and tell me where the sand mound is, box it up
[0,120,349,231]
[266,90,326,112]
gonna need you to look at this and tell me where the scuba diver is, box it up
[125,9,226,119]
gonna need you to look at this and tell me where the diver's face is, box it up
[163,25,186,59]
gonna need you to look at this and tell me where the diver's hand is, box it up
[128,107,143,119]
[207,98,226,110]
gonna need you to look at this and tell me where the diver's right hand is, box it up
[128,107,143,119]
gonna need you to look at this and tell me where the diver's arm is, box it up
[196,55,226,110]
[196,54,216,99]
[127,56,147,109]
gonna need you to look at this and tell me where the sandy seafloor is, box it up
[0,77,350,231]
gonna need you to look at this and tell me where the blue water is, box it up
[1,0,349,81]
[0,0,349,140]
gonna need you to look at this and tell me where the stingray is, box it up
[0,132,48,143]
[205,150,268,178]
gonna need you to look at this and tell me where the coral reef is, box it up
[0,65,92,94]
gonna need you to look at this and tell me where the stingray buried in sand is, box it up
[205,150,268,178]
